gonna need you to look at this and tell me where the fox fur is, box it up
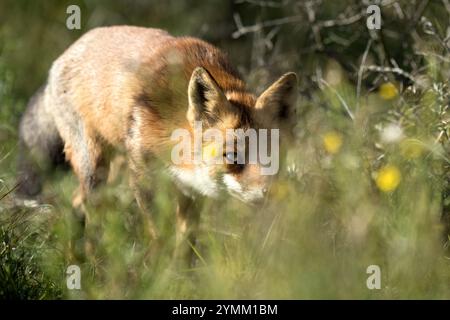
[17,26,298,260]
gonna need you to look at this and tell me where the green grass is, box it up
[0,0,449,300]
[1,70,449,299]
[0,201,62,299]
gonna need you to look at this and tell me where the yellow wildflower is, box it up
[376,165,401,192]
[323,132,343,154]
[379,82,398,100]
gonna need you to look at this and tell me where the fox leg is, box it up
[125,107,160,240]
[64,129,106,211]
[63,128,107,260]
[174,191,202,266]
[127,154,159,240]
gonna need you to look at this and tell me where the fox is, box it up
[17,26,298,260]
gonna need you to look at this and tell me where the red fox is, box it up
[17,26,297,258]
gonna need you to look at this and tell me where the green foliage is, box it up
[0,0,449,299]
[0,206,62,299]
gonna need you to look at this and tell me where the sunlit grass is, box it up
[1,68,449,298]
[0,0,449,300]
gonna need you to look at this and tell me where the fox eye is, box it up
[224,152,238,164]
[224,152,245,173]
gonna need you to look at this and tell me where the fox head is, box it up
[170,67,298,203]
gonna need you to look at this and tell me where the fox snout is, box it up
[224,180,270,205]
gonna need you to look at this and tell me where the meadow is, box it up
[0,0,449,299]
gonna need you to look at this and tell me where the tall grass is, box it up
[0,0,449,299]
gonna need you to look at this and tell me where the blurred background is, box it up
[0,0,450,299]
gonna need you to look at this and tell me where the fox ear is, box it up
[187,67,228,126]
[255,72,298,133]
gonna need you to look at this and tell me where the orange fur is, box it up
[17,26,298,262]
